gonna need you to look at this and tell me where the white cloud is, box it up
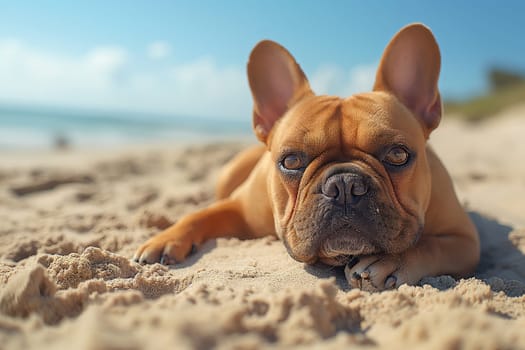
[0,39,377,120]
[147,41,171,60]
[344,64,377,95]
[310,63,377,97]
[0,39,130,110]
[86,47,127,75]
[0,39,250,119]
[309,65,340,95]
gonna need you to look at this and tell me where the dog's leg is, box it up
[215,145,265,199]
[133,199,252,264]
[345,230,479,291]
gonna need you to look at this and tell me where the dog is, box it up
[133,23,480,291]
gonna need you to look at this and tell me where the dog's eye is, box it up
[384,146,410,166]
[281,154,304,171]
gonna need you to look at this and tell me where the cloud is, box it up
[0,39,377,120]
[0,39,129,110]
[147,41,171,60]
[124,58,251,119]
[310,63,377,97]
[86,47,127,76]
[309,65,340,95]
[344,64,377,95]
[0,39,250,119]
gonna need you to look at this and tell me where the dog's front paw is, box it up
[133,231,194,265]
[344,254,409,292]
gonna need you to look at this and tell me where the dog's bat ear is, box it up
[374,23,442,136]
[247,40,313,143]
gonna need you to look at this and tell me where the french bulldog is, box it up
[133,23,480,291]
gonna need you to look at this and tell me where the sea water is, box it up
[0,105,251,149]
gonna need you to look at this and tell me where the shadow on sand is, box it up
[471,211,525,296]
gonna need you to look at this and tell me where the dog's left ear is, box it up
[374,23,442,136]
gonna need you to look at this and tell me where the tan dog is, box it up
[134,23,480,291]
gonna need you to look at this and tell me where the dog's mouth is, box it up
[282,225,386,266]
[318,254,352,266]
[318,239,381,266]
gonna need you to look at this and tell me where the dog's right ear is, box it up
[247,40,313,143]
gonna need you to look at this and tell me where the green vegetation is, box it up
[445,67,525,121]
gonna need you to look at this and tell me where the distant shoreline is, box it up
[0,107,252,150]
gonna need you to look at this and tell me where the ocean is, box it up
[0,105,252,149]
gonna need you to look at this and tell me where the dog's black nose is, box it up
[322,173,368,206]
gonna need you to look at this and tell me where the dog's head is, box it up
[247,24,442,265]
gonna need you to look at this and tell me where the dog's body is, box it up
[134,24,480,291]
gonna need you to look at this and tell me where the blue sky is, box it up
[1,1,524,120]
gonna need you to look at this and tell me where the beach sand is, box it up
[1,107,525,349]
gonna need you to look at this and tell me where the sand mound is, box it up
[1,116,524,349]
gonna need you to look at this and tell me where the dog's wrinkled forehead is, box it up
[270,95,341,152]
[271,91,426,156]
[341,92,427,149]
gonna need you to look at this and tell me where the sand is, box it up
[1,107,525,349]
